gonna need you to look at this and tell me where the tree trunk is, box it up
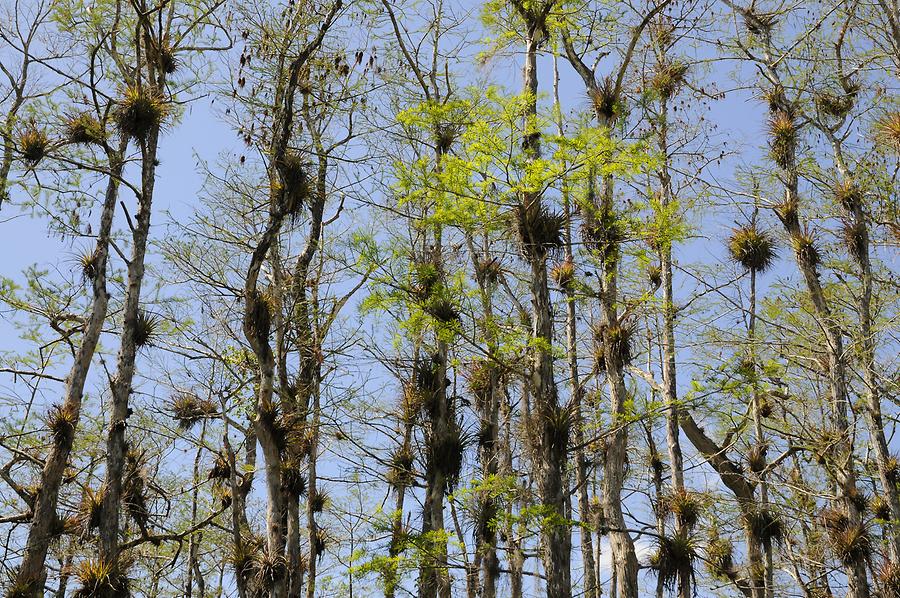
[516,13,571,597]
[99,124,162,562]
[14,140,125,594]
[656,93,689,598]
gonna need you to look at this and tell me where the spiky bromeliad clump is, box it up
[423,295,460,324]
[744,507,784,549]
[512,200,565,259]
[133,309,160,348]
[550,259,575,289]
[541,403,572,453]
[78,486,104,532]
[170,392,217,429]
[208,451,232,480]
[728,225,777,272]
[582,209,624,262]
[842,220,867,262]
[871,495,892,521]
[155,44,178,74]
[747,443,768,474]
[744,10,777,35]
[231,534,264,582]
[760,85,788,114]
[588,76,620,121]
[874,111,900,154]
[310,487,330,513]
[705,535,734,581]
[816,91,854,119]
[252,551,287,590]
[78,249,100,280]
[834,178,863,212]
[66,113,105,145]
[790,229,820,268]
[72,557,131,598]
[593,323,635,373]
[429,421,466,491]
[386,445,415,489]
[885,456,900,485]
[122,460,151,531]
[651,60,689,100]
[878,561,900,596]
[774,196,799,229]
[466,359,493,406]
[768,109,797,170]
[275,152,311,218]
[434,123,459,154]
[313,528,327,560]
[49,514,79,542]
[281,458,307,496]
[651,534,697,592]
[661,490,703,530]
[5,572,41,598]
[474,257,502,285]
[828,520,871,566]
[647,264,662,288]
[246,289,272,347]
[19,128,50,165]
[116,86,167,141]
[47,403,78,445]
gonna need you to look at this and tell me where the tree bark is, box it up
[14,140,125,593]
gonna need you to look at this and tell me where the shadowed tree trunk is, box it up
[511,2,572,595]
